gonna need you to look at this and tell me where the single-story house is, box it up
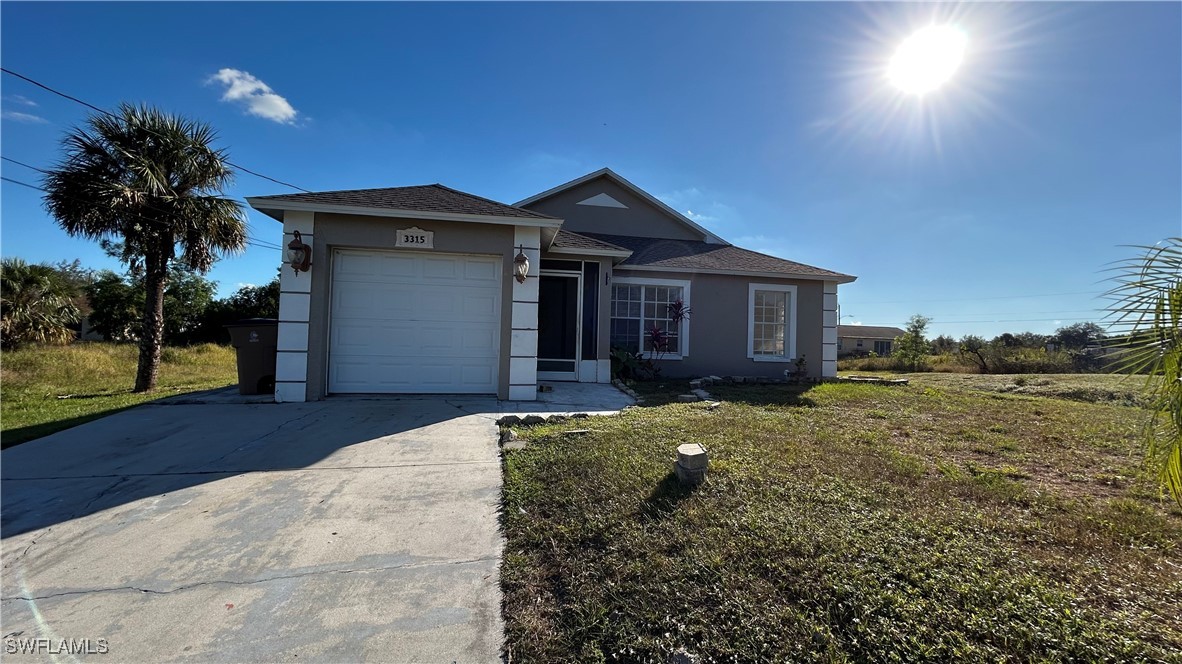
[247,168,855,402]
[837,325,906,357]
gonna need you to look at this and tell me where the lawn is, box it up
[1,342,238,448]
[500,373,1182,662]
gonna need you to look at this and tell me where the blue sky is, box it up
[2,2,1179,339]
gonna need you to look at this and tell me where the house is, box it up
[246,168,855,402]
[837,325,905,357]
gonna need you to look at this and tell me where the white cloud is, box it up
[658,187,737,232]
[684,209,718,223]
[208,68,299,124]
[3,94,38,107]
[1,111,48,124]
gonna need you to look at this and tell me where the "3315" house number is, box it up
[396,227,434,249]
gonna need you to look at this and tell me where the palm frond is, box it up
[1103,238,1182,504]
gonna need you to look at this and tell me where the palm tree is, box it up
[0,258,81,349]
[43,104,247,392]
[1105,238,1182,504]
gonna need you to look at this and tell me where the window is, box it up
[874,340,892,355]
[856,339,864,348]
[610,278,690,358]
[747,283,797,361]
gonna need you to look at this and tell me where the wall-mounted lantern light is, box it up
[286,230,311,275]
[513,245,530,284]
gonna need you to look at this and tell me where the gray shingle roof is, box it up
[551,230,631,253]
[251,184,557,220]
[838,325,906,339]
[584,234,853,280]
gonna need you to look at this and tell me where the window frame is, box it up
[746,283,798,362]
[610,276,692,360]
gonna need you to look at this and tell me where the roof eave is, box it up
[546,246,634,259]
[617,264,857,284]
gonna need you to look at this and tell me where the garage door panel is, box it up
[329,250,501,394]
[420,292,460,317]
[380,254,420,278]
[422,257,460,280]
[463,293,499,318]
[461,327,498,354]
[461,364,496,387]
[463,259,499,282]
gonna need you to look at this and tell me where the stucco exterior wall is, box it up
[525,177,705,242]
[610,269,826,378]
[302,212,516,400]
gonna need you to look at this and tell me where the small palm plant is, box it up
[1105,238,1181,504]
[43,104,247,392]
[0,258,81,349]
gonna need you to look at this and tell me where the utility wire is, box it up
[1,67,312,193]
[932,317,1100,325]
[865,290,1100,305]
[2,158,284,249]
[0,176,280,251]
[2,156,48,174]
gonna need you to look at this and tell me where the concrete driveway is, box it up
[1,397,508,662]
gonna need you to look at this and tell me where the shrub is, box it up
[839,354,931,372]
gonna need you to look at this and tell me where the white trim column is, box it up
[822,281,838,377]
[275,211,314,402]
[508,226,540,401]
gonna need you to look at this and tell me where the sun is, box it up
[888,25,968,95]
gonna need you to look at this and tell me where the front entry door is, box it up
[537,272,580,381]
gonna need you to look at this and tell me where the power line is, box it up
[931,317,1100,325]
[863,290,1100,305]
[1,67,311,193]
[2,158,283,249]
[0,175,280,251]
[2,156,48,173]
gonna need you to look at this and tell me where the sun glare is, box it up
[888,25,968,95]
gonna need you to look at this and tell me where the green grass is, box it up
[501,374,1182,662]
[1,342,237,448]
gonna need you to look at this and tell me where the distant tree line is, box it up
[1,257,277,350]
[843,316,1117,374]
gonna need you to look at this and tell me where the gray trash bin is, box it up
[225,319,278,395]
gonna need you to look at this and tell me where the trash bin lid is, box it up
[223,318,279,328]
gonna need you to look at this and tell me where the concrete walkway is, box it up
[1,398,516,662]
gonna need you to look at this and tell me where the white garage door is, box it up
[329,249,502,393]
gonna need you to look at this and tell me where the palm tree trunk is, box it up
[134,252,168,392]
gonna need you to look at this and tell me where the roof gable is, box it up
[516,168,726,244]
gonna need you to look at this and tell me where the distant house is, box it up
[837,325,905,358]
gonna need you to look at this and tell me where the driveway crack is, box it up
[78,477,130,514]
[2,527,53,569]
[196,405,333,471]
[1,555,499,602]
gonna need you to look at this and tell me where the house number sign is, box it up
[396,227,434,249]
